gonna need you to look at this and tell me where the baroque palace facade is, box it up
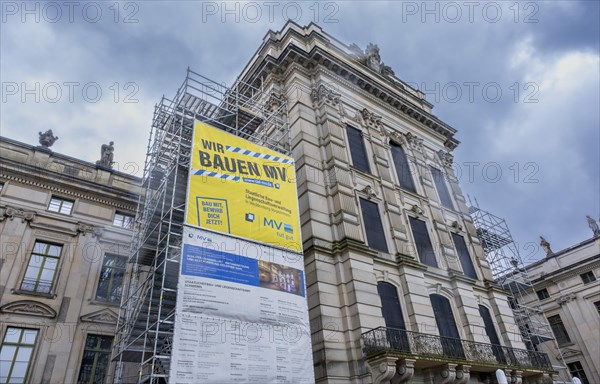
[0,135,139,383]
[234,22,557,383]
[521,232,600,384]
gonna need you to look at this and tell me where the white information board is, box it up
[169,226,314,383]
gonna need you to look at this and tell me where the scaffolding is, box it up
[468,198,570,382]
[112,68,289,383]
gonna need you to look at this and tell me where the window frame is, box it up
[112,212,134,229]
[547,314,571,346]
[408,216,438,268]
[429,166,454,209]
[94,254,128,304]
[76,333,114,384]
[580,271,596,284]
[389,141,416,193]
[358,197,389,253]
[536,288,550,300]
[20,240,63,295]
[0,326,39,384]
[346,125,371,174]
[451,232,478,279]
[47,196,74,215]
[567,361,589,384]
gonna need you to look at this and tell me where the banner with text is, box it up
[185,120,301,252]
[169,227,314,384]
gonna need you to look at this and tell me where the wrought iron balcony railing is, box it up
[362,327,552,371]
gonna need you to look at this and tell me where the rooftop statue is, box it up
[587,215,600,237]
[38,130,58,148]
[96,141,115,168]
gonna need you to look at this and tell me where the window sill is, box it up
[11,289,56,299]
[89,299,121,307]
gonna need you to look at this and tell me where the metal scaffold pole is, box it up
[467,198,571,383]
[111,69,289,383]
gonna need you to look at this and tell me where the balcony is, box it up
[362,327,552,372]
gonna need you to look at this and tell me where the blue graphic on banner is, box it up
[182,244,259,286]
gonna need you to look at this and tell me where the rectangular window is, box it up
[536,288,550,300]
[47,196,74,215]
[113,213,134,229]
[77,335,113,384]
[451,233,477,279]
[594,301,600,316]
[359,198,388,253]
[580,271,596,284]
[408,217,438,268]
[567,361,589,384]
[548,314,571,345]
[96,255,127,303]
[390,142,415,192]
[21,241,62,294]
[347,126,370,173]
[0,327,38,384]
[430,166,454,209]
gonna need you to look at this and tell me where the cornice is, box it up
[0,173,137,212]
[242,41,459,150]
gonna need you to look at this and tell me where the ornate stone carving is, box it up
[438,150,454,167]
[2,206,35,223]
[361,185,377,200]
[80,308,119,324]
[557,292,577,305]
[391,358,415,384]
[427,363,456,384]
[360,108,383,133]
[1,300,57,318]
[451,221,463,231]
[411,204,424,216]
[510,370,523,384]
[454,365,470,384]
[351,43,395,77]
[77,222,102,238]
[38,129,59,148]
[405,132,424,153]
[266,90,286,113]
[96,141,115,169]
[311,84,341,107]
[386,130,405,145]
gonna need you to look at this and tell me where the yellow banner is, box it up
[186,121,301,252]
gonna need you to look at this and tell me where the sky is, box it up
[1,0,599,264]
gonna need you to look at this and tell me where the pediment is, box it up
[0,300,57,318]
[560,348,582,359]
[80,308,119,324]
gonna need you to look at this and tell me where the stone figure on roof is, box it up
[587,215,599,237]
[352,42,396,77]
[97,141,115,168]
[540,236,553,256]
[38,130,58,148]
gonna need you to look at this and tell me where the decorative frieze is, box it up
[1,300,57,318]
[311,84,341,108]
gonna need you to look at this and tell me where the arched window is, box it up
[430,294,464,358]
[377,282,409,352]
[478,305,505,363]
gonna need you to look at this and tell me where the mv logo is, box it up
[263,218,293,234]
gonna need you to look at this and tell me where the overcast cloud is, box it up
[1,0,598,263]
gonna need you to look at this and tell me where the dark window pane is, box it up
[548,315,571,345]
[390,142,415,192]
[377,282,409,352]
[347,126,370,173]
[580,271,596,284]
[359,198,388,253]
[567,361,589,384]
[430,167,453,209]
[408,217,437,268]
[479,305,505,363]
[430,294,464,359]
[96,255,126,303]
[452,233,477,279]
[77,335,113,384]
[594,301,600,316]
[536,289,550,300]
